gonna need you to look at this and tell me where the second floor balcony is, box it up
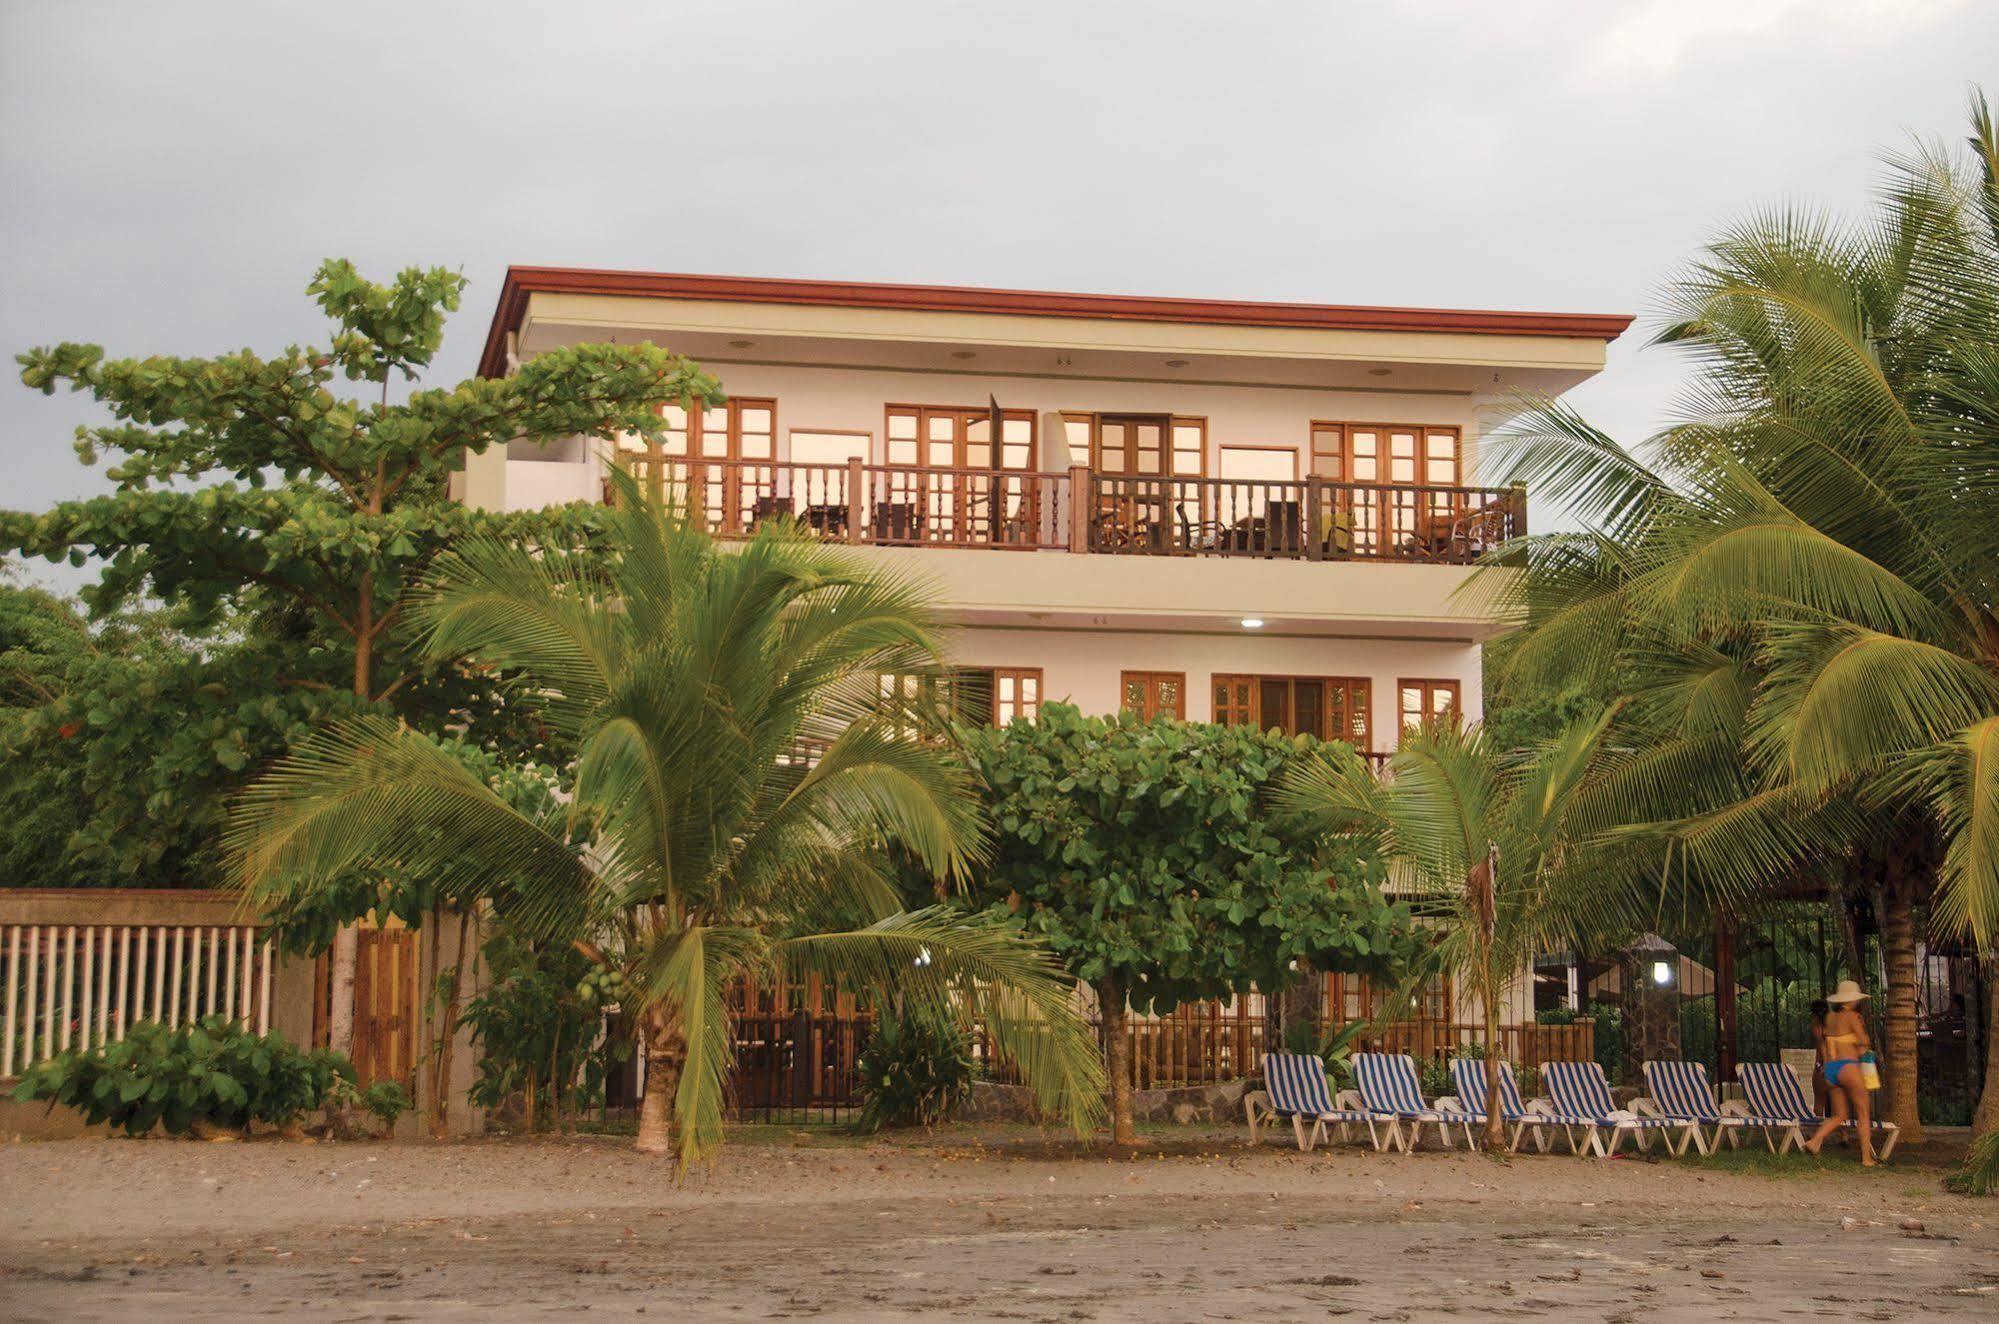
[610,455,1525,566]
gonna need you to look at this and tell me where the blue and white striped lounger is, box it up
[1639,1060,1797,1156]
[1437,1057,1562,1154]
[1737,1061,1899,1161]
[1351,1052,1478,1152]
[1541,1059,1697,1158]
[1248,1053,1380,1152]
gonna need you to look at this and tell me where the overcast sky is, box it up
[4,0,1995,590]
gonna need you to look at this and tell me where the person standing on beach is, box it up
[1804,981,1879,1165]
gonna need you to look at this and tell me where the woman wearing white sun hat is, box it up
[1804,980,1880,1165]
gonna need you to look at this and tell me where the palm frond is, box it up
[777,907,1106,1136]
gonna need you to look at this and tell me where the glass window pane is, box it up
[740,408,772,433]
[889,412,917,440]
[929,416,956,441]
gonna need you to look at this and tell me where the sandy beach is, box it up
[2,1125,1994,1321]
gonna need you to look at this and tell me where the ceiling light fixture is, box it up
[1241,617,1265,629]
[1369,367,1393,377]
[728,339,754,349]
[1164,358,1189,368]
[951,350,977,360]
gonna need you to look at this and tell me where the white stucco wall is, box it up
[940,623,1482,749]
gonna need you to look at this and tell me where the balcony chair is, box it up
[1245,1053,1382,1152]
[1173,501,1223,553]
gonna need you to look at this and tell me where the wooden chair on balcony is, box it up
[1173,500,1223,553]
[872,502,923,543]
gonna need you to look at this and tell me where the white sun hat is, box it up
[1826,979,1869,1005]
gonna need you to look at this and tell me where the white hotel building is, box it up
[465,267,1627,776]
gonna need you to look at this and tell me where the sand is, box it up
[2,1124,1995,1321]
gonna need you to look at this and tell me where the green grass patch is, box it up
[1685,1144,1887,1179]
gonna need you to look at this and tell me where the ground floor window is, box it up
[1397,678,1460,735]
[1210,674,1372,751]
[1119,671,1186,721]
[880,666,1042,729]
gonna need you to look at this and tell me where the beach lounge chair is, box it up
[1245,1053,1381,1152]
[1737,1061,1900,1161]
[1436,1057,1563,1154]
[1351,1052,1479,1152]
[1639,1060,1801,1156]
[1634,1060,1750,1155]
[1540,1059,1697,1157]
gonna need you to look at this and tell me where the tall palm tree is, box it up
[1482,92,1999,1142]
[1279,717,1611,1149]
[227,476,1103,1160]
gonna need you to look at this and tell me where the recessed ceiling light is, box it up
[1241,617,1265,629]
[951,350,977,360]
[1164,358,1189,368]
[729,339,754,349]
[1369,367,1393,377]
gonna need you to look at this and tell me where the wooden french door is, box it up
[658,398,777,532]
[1310,423,1460,555]
[885,405,1035,544]
[1211,674,1372,752]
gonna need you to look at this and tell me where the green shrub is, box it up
[360,1080,413,1128]
[855,1011,973,1132]
[10,1017,354,1136]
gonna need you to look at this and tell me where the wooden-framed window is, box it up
[1308,421,1460,486]
[885,404,1035,471]
[990,667,1043,726]
[617,396,777,528]
[1210,674,1372,751]
[1397,678,1461,734]
[1060,412,1207,477]
[880,666,1042,729]
[1326,971,1453,1025]
[1120,671,1187,721]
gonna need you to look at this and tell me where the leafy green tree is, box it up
[1280,716,1615,1148]
[226,481,1104,1161]
[4,258,724,1059]
[962,705,1416,1144]
[0,575,331,887]
[1481,92,1999,1142]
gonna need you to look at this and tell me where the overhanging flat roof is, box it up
[476,266,1633,378]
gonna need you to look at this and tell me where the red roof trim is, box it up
[476,266,1633,377]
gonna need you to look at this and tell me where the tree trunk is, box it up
[1097,976,1136,1146]
[1481,977,1505,1151]
[327,925,358,1059]
[636,1020,686,1157]
[1879,877,1924,1143]
[1974,948,1999,1137]
[326,567,377,1065]
[428,907,473,1140]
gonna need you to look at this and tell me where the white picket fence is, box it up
[2,894,274,1079]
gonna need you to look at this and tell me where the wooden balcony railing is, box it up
[612,457,1522,566]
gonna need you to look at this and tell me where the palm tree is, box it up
[1279,717,1611,1149]
[1481,92,1999,1142]
[226,477,1103,1160]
